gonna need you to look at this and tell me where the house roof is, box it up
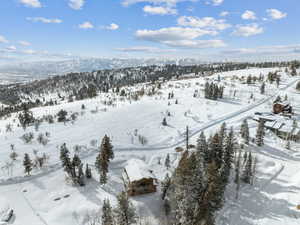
[279,125,293,133]
[274,101,290,106]
[273,122,284,129]
[124,159,155,182]
[292,128,300,135]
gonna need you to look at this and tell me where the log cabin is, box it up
[123,159,157,196]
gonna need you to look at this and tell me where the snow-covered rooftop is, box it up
[124,159,155,182]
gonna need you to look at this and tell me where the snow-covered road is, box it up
[1,78,299,187]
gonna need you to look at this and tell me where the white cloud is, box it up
[78,21,94,29]
[187,7,194,12]
[232,24,263,37]
[69,0,85,10]
[220,11,229,17]
[105,23,119,30]
[143,5,177,15]
[211,0,224,6]
[162,39,226,48]
[18,41,31,46]
[122,0,195,7]
[116,46,176,53]
[0,35,8,43]
[266,9,287,20]
[135,27,225,49]
[22,49,36,54]
[27,17,63,24]
[19,0,41,8]
[241,10,256,20]
[6,46,17,51]
[177,16,231,31]
[222,44,300,55]
[136,27,217,42]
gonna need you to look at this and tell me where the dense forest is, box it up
[0,60,299,118]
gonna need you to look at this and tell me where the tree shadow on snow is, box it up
[219,178,300,225]
[250,144,300,162]
[131,191,164,220]
[76,177,103,206]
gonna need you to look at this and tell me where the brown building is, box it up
[123,159,157,196]
[273,102,292,114]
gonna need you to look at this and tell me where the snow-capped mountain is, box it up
[0,58,205,77]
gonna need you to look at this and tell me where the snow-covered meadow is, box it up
[0,67,300,225]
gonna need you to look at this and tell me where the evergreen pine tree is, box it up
[18,104,35,130]
[256,120,265,146]
[102,199,114,225]
[60,143,72,176]
[260,82,265,94]
[197,160,223,225]
[162,117,167,126]
[243,151,248,164]
[101,135,114,161]
[77,163,85,186]
[291,66,297,76]
[161,173,171,200]
[204,82,209,99]
[208,133,223,169]
[247,75,252,85]
[72,154,82,177]
[172,152,206,225]
[196,131,208,163]
[274,95,282,103]
[235,149,242,199]
[219,122,227,149]
[95,135,114,184]
[114,191,137,225]
[222,127,235,185]
[240,119,250,145]
[95,152,109,184]
[251,156,258,185]
[165,154,171,170]
[85,164,92,179]
[242,152,253,184]
[23,153,33,175]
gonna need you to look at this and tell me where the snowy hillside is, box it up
[0,58,206,83]
[0,66,299,225]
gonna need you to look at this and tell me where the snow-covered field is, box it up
[0,67,299,225]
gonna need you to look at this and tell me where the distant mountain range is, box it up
[0,58,206,78]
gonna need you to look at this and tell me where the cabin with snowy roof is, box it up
[123,159,157,196]
[254,114,300,141]
[273,101,292,115]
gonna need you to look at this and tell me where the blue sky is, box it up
[0,0,299,62]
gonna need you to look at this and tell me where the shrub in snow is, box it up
[138,135,148,146]
[21,132,34,144]
[23,153,33,176]
[162,118,167,126]
[90,139,98,147]
[37,133,49,146]
[18,105,35,129]
[6,123,12,132]
[57,109,68,122]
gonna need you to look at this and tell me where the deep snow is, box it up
[0,67,299,225]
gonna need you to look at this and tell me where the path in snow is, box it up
[0,185,47,225]
[0,78,299,186]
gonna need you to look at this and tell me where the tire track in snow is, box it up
[18,183,49,225]
[217,163,285,225]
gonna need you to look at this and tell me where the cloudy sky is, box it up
[0,0,299,62]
